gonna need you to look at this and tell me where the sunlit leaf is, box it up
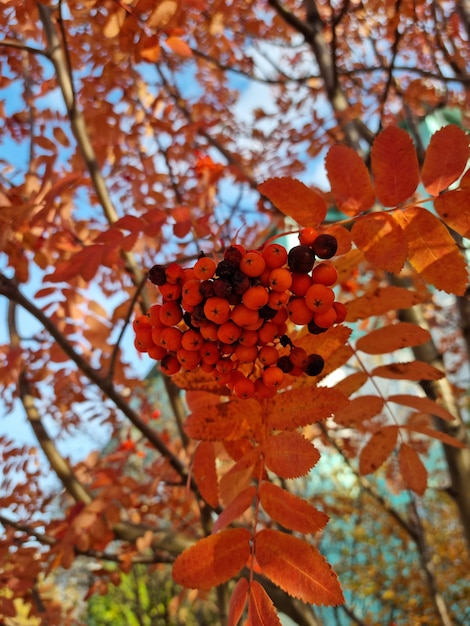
[387,394,455,422]
[193,442,219,508]
[406,424,467,449]
[371,361,444,381]
[359,425,399,474]
[351,212,407,273]
[346,286,427,322]
[398,443,427,495]
[434,189,470,238]
[263,432,320,479]
[255,529,344,605]
[421,125,470,196]
[333,395,385,428]
[325,144,375,216]
[212,486,255,533]
[371,126,420,206]
[172,528,250,590]
[248,580,282,625]
[258,177,327,227]
[355,322,431,354]
[267,387,349,430]
[228,578,249,626]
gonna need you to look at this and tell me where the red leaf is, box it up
[172,528,250,590]
[263,432,320,479]
[248,580,282,626]
[371,361,444,381]
[212,486,256,533]
[258,177,327,227]
[394,206,468,295]
[259,482,329,534]
[219,450,258,506]
[355,322,431,354]
[398,443,427,495]
[434,189,470,238]
[351,212,407,273]
[359,425,399,474]
[387,394,455,422]
[166,36,193,57]
[193,442,219,508]
[371,126,420,206]
[325,144,375,216]
[114,215,145,232]
[421,125,470,196]
[255,529,344,605]
[228,578,249,626]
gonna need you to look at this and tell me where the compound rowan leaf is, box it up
[388,394,455,422]
[351,212,407,273]
[371,126,420,206]
[255,529,344,605]
[259,482,329,534]
[421,125,470,196]
[258,177,327,227]
[263,432,320,479]
[371,361,444,381]
[333,395,385,428]
[325,144,375,216]
[228,578,249,626]
[212,486,256,533]
[346,286,427,322]
[398,443,427,495]
[434,189,470,238]
[355,322,431,354]
[172,528,250,590]
[248,580,282,626]
[267,387,349,430]
[192,442,219,508]
[359,425,399,475]
[394,206,467,295]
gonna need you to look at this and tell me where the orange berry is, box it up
[165,262,185,284]
[204,297,231,324]
[258,345,279,366]
[290,273,312,296]
[193,256,217,280]
[333,301,347,323]
[201,361,215,373]
[181,279,203,306]
[200,341,220,365]
[312,262,338,286]
[242,316,264,331]
[233,377,256,399]
[217,321,242,344]
[271,308,288,326]
[305,284,335,313]
[199,322,218,341]
[239,251,266,277]
[148,305,164,326]
[242,285,269,310]
[289,347,308,368]
[182,267,196,282]
[262,366,284,388]
[268,289,290,310]
[231,304,260,328]
[258,321,279,344]
[268,267,292,292]
[298,227,318,246]
[213,369,232,384]
[159,327,183,352]
[181,329,203,351]
[313,307,337,328]
[160,354,181,375]
[151,326,164,345]
[134,327,153,352]
[216,357,234,374]
[147,344,168,360]
[159,282,182,301]
[262,243,288,269]
[219,342,237,355]
[176,348,201,370]
[286,297,314,325]
[159,301,183,326]
[239,329,259,347]
[133,314,151,331]
[235,344,259,363]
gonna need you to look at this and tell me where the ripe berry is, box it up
[312,262,338,286]
[193,256,217,280]
[307,319,328,335]
[200,279,215,298]
[333,301,347,323]
[159,301,183,326]
[148,265,167,286]
[262,243,288,269]
[242,285,269,310]
[289,347,309,368]
[288,245,315,273]
[277,355,294,373]
[161,354,181,375]
[239,251,266,277]
[258,345,279,366]
[286,297,314,325]
[298,227,318,246]
[262,366,284,388]
[204,297,231,324]
[312,234,338,259]
[268,268,292,292]
[165,262,185,284]
[313,307,337,328]
[305,284,335,313]
[304,353,325,376]
[233,377,256,399]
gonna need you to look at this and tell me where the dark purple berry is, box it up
[304,353,325,376]
[213,278,233,298]
[148,264,167,285]
[288,245,315,273]
[279,334,293,348]
[216,259,238,278]
[277,355,294,373]
[224,246,243,265]
[200,279,215,298]
[258,305,277,320]
[312,234,337,259]
[307,319,328,335]
[232,271,251,295]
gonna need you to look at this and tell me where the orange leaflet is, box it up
[371,361,444,381]
[228,578,249,626]
[212,485,256,533]
[219,450,258,506]
[351,212,407,274]
[192,441,219,508]
[387,394,456,422]
[248,580,282,626]
[406,424,467,449]
[394,206,467,295]
[325,144,375,216]
[255,529,344,606]
[263,431,320,479]
[371,126,420,207]
[172,528,251,590]
[166,36,193,57]
[333,395,385,428]
[345,286,427,322]
[332,371,368,397]
[359,425,399,475]
[258,482,329,534]
[398,443,427,496]
[434,189,470,239]
[258,177,327,227]
[184,398,263,441]
[355,321,431,354]
[267,387,349,430]
[421,125,470,196]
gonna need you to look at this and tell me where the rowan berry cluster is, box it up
[133,229,347,399]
